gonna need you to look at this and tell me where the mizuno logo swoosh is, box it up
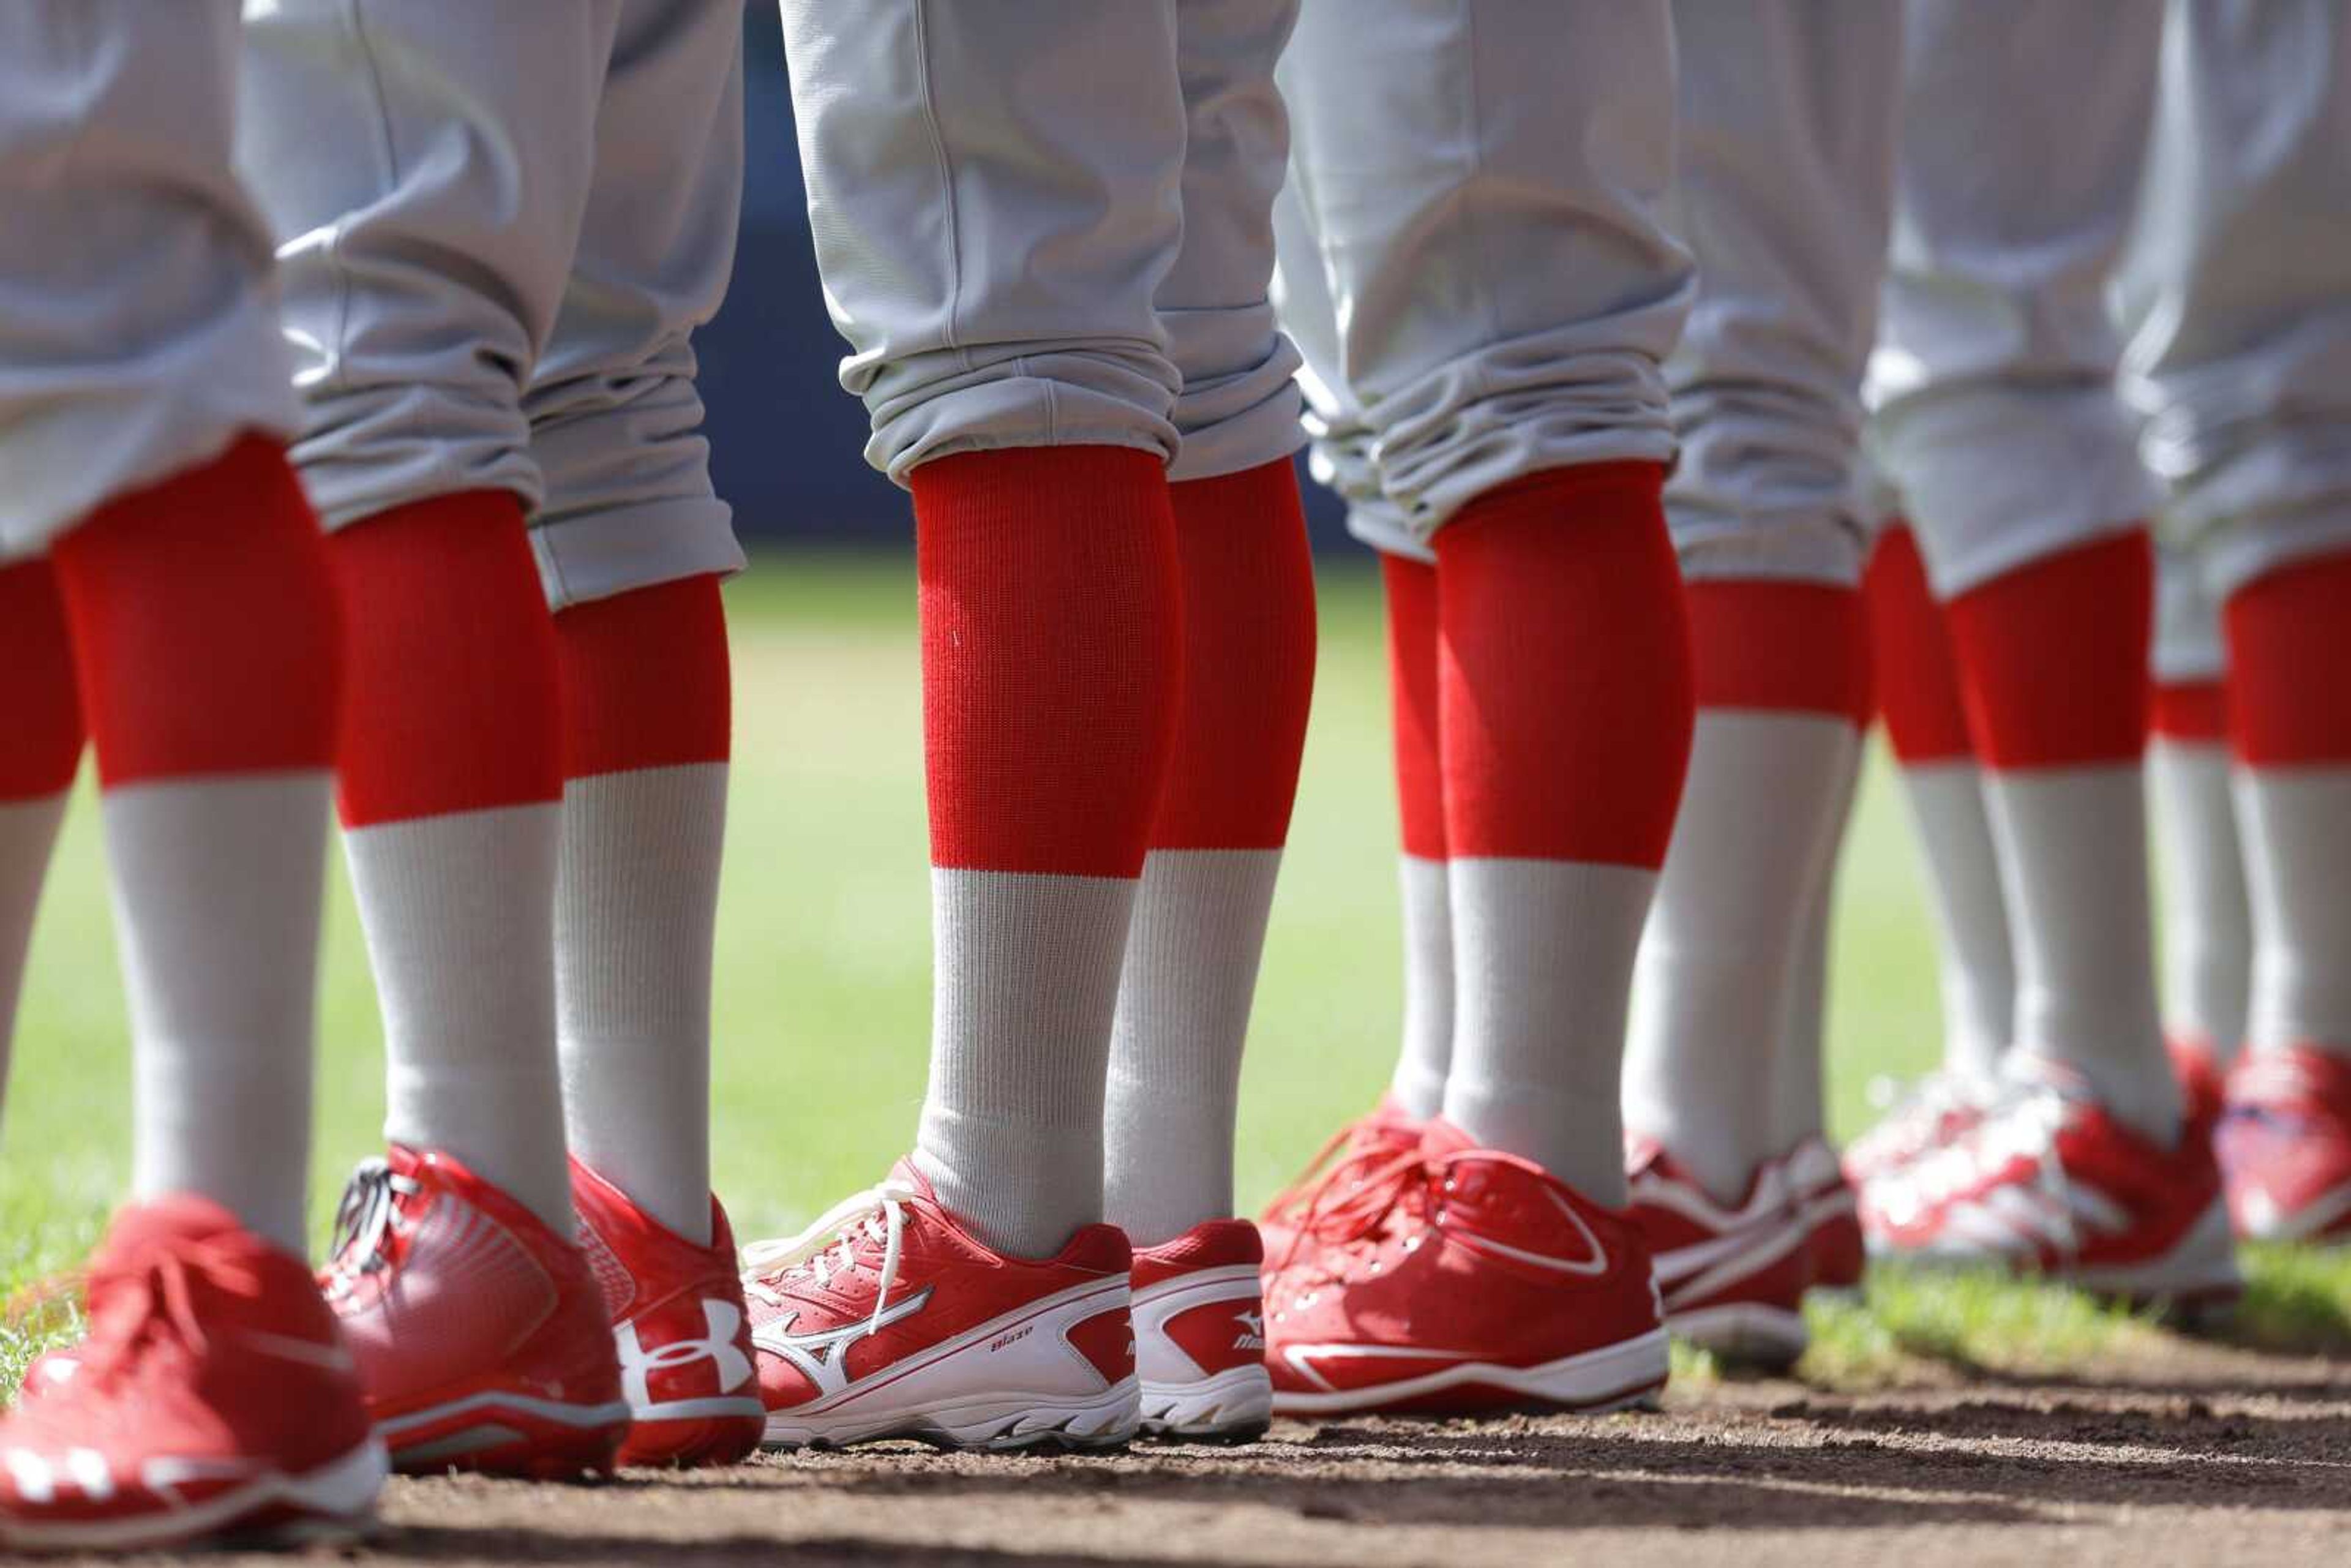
[751,1288,935,1400]
[1447,1187,1611,1278]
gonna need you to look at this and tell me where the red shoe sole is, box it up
[617,1410,765,1469]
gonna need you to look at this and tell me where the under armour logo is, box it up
[615,1299,755,1408]
[1233,1309,1266,1351]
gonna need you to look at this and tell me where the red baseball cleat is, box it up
[571,1159,764,1468]
[1257,1097,1423,1261]
[0,1197,384,1553]
[1262,1120,1668,1416]
[1785,1136,1866,1292]
[1843,1067,1997,1187]
[740,1161,1139,1452]
[2219,1045,2351,1242]
[1131,1220,1272,1442]
[321,1147,629,1477]
[1861,1057,2241,1307]
[2172,1037,2229,1141]
[1625,1139,1810,1369]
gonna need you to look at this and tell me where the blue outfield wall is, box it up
[697,20,1352,550]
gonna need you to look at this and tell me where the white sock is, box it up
[345,803,574,1230]
[1983,766,2180,1140]
[556,762,726,1246]
[1772,738,1862,1155]
[2237,768,2351,1056]
[1387,853,1452,1118]
[917,868,1134,1258]
[1103,848,1281,1248]
[1443,858,1655,1206]
[1624,713,1859,1201]
[109,775,330,1253]
[1897,762,2015,1083]
[2151,737,2251,1061]
[0,793,67,1122]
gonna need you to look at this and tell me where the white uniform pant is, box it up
[236,0,747,609]
[2120,0,2351,610]
[1663,0,1901,589]
[1869,0,2165,599]
[779,1,1305,487]
[1273,0,1692,547]
[0,1,298,558]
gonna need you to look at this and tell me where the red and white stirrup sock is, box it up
[1434,463,1695,1204]
[0,560,83,1112]
[910,448,1181,1258]
[2150,677,2249,1066]
[51,435,342,1251]
[1381,553,1450,1120]
[1946,528,2177,1141]
[2225,546,2351,1061]
[331,490,573,1230]
[554,574,732,1246]
[1864,522,2012,1084]
[1623,580,1867,1201]
[1103,459,1316,1247]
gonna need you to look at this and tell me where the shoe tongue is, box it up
[97,1194,248,1264]
[1417,1118,1477,1160]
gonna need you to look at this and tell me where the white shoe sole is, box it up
[1132,1262,1271,1441]
[2069,1196,2244,1308]
[759,1276,1142,1452]
[1141,1365,1275,1441]
[1269,1326,1670,1417]
[1668,1302,1809,1369]
[0,1436,387,1553]
[2235,1177,2351,1245]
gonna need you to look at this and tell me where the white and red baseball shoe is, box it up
[1257,1097,1423,1261]
[570,1159,764,1468]
[1625,1140,1810,1369]
[740,1161,1139,1452]
[0,1197,384,1553]
[1861,1057,2241,1307]
[1131,1220,1273,1442]
[2219,1045,2351,1243]
[321,1146,630,1477]
[1262,1120,1668,1416]
[1843,1067,1998,1188]
[1785,1136,1866,1293]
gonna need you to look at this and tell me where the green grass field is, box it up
[2,550,2344,1388]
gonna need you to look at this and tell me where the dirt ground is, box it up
[72,1339,2351,1567]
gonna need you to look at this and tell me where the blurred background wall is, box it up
[698,20,1353,548]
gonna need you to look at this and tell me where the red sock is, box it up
[0,560,84,800]
[1946,530,2153,768]
[327,491,561,827]
[2151,679,2228,747]
[1434,463,1693,866]
[1864,522,1975,763]
[556,574,732,780]
[1382,555,1445,861]
[1684,580,1869,724]
[52,435,340,782]
[1148,460,1315,850]
[912,448,1181,877]
[2224,546,2351,765]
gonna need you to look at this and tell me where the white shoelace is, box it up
[739,1177,923,1338]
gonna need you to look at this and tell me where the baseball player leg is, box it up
[2121,0,2351,1237]
[1103,0,1314,1255]
[241,0,637,1477]
[1862,522,2014,1090]
[1879,0,2178,1144]
[0,563,80,1125]
[524,0,749,1254]
[2149,556,2248,1078]
[1623,0,1894,1225]
[0,6,372,1547]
